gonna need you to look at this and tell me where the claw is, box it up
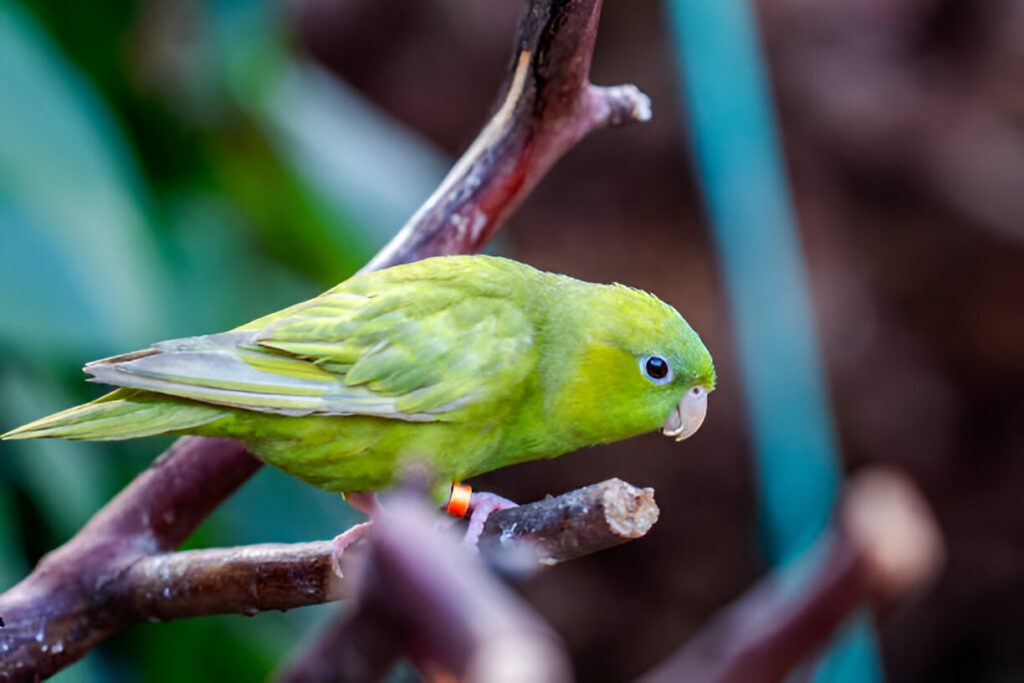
[463,491,518,548]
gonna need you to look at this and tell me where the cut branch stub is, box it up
[479,478,660,565]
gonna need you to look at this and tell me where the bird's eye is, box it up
[641,356,672,384]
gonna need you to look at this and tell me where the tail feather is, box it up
[1,390,227,441]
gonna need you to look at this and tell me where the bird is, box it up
[2,254,715,547]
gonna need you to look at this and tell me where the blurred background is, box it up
[1,0,1022,680]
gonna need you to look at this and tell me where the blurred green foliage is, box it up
[0,0,447,678]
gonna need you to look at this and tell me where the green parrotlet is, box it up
[2,255,715,504]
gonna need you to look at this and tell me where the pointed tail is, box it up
[2,390,227,441]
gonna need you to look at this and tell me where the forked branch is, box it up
[1,0,653,678]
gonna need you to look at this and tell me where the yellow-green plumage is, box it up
[2,255,715,495]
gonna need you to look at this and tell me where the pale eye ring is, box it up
[641,355,673,384]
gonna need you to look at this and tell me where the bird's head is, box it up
[545,282,715,449]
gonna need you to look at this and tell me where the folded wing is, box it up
[85,280,536,422]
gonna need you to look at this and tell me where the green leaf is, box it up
[0,2,167,354]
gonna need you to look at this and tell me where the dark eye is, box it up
[641,356,672,384]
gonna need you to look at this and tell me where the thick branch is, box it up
[0,479,657,679]
[109,543,349,621]
[0,437,259,682]
[634,468,944,683]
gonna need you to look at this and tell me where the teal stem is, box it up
[665,0,883,679]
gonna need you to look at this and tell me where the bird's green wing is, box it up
[84,280,536,422]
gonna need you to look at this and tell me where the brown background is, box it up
[297,1,1024,680]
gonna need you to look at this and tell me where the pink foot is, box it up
[331,522,373,577]
[463,492,518,547]
[331,491,381,577]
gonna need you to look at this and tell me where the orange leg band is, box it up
[446,482,472,518]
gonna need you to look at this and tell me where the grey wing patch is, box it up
[83,285,537,423]
[83,331,440,421]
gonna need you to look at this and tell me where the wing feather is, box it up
[84,263,536,422]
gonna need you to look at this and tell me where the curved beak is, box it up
[661,386,708,442]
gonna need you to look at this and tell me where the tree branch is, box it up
[108,542,349,622]
[634,468,944,683]
[278,478,661,681]
[0,478,658,679]
[278,488,578,683]
[0,437,259,681]
[0,0,649,679]
[362,0,650,272]
[479,477,659,565]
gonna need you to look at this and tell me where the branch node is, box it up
[588,83,654,127]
